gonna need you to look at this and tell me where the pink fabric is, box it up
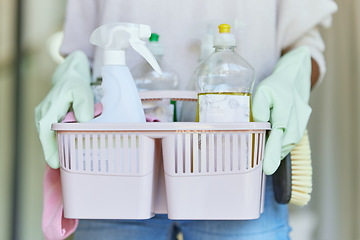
[63,103,160,122]
[145,114,161,122]
[42,164,78,240]
[62,102,103,123]
[41,104,102,239]
[42,102,160,239]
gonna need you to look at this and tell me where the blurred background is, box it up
[0,0,358,239]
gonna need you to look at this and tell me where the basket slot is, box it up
[256,133,263,165]
[248,133,252,168]
[99,133,106,172]
[224,134,231,172]
[260,132,265,164]
[208,133,215,173]
[69,134,76,170]
[233,133,239,171]
[64,134,70,169]
[185,133,191,174]
[90,134,96,172]
[76,134,82,171]
[253,133,259,166]
[216,133,222,172]
[115,133,122,173]
[200,133,207,173]
[131,134,138,174]
[84,134,91,171]
[254,133,260,166]
[123,133,129,173]
[108,133,114,173]
[192,133,199,173]
[252,132,261,166]
[176,134,183,173]
[57,133,62,167]
[62,134,67,168]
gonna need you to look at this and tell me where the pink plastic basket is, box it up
[52,91,270,220]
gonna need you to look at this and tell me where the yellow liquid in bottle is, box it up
[196,92,253,122]
[196,92,256,169]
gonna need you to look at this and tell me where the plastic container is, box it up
[132,33,180,122]
[56,130,158,219]
[195,24,255,123]
[133,33,179,92]
[161,123,268,219]
[90,22,161,123]
[52,90,270,220]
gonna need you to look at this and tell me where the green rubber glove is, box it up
[35,51,94,169]
[252,47,312,175]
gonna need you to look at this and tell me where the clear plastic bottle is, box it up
[195,24,255,123]
[132,33,180,122]
[179,24,215,122]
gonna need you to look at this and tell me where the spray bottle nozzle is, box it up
[90,22,162,74]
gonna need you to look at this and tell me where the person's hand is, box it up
[35,51,94,169]
[252,47,312,175]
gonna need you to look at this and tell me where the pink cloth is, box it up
[42,102,159,239]
[41,104,103,239]
[42,165,78,240]
[62,102,103,123]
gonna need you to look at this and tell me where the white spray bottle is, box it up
[90,22,162,123]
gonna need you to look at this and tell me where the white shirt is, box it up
[60,0,337,89]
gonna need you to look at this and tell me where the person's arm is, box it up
[282,47,320,89]
[277,0,338,89]
[311,58,320,89]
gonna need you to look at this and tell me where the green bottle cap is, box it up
[149,33,159,42]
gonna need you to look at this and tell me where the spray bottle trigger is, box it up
[130,39,162,75]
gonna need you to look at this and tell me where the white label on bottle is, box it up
[198,94,250,122]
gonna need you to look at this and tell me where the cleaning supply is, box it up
[252,46,312,175]
[42,106,105,240]
[35,51,94,169]
[179,25,214,122]
[289,130,312,205]
[42,164,78,240]
[194,24,255,123]
[90,22,162,123]
[132,33,179,122]
[273,130,313,206]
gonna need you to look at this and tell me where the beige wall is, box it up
[0,0,65,239]
[311,1,360,239]
[1,0,17,239]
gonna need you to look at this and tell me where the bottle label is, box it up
[198,93,250,122]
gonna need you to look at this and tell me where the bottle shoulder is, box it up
[196,52,254,76]
[194,51,255,93]
[203,51,253,68]
[131,58,180,91]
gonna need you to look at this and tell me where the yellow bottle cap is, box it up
[218,24,231,33]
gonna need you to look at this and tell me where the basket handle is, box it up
[139,90,197,102]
